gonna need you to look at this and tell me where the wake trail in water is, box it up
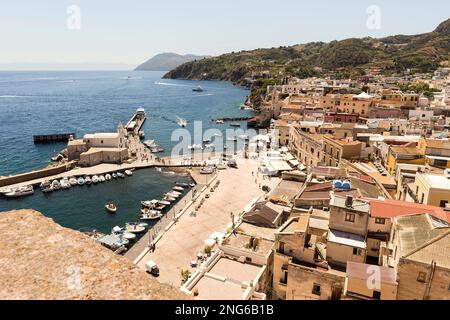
[154,81,193,87]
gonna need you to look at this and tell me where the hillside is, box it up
[164,18,450,83]
[135,52,208,71]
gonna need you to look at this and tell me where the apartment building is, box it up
[288,127,324,170]
[410,173,450,207]
[322,135,362,167]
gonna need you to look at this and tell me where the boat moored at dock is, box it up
[4,185,34,198]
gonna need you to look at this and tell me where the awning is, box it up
[328,229,366,249]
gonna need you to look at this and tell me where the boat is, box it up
[92,175,99,184]
[158,200,171,206]
[192,86,204,92]
[98,175,105,182]
[112,173,118,179]
[69,177,77,186]
[4,185,34,198]
[105,174,112,181]
[173,186,184,191]
[163,195,176,202]
[105,202,117,213]
[121,232,136,241]
[230,123,241,127]
[168,190,181,196]
[189,183,196,187]
[200,166,215,174]
[84,176,92,185]
[117,172,125,178]
[150,146,164,153]
[40,181,53,193]
[60,178,71,189]
[216,119,224,124]
[175,182,190,187]
[141,199,159,208]
[204,144,214,149]
[138,131,145,139]
[124,170,133,176]
[140,208,162,220]
[124,223,146,234]
[177,116,187,128]
[77,177,85,186]
[51,180,61,190]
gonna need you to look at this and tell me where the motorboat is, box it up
[141,199,159,208]
[105,174,112,181]
[192,86,204,92]
[213,133,222,137]
[168,190,181,196]
[4,185,34,198]
[117,172,125,178]
[77,177,85,186]
[138,222,148,228]
[175,182,190,187]
[163,195,176,202]
[105,202,117,213]
[177,116,187,127]
[92,175,99,184]
[51,180,61,190]
[124,223,146,234]
[140,209,162,220]
[200,166,215,174]
[216,119,224,124]
[121,232,136,241]
[112,173,118,179]
[98,175,106,182]
[124,170,133,176]
[40,181,53,193]
[84,176,92,185]
[158,200,171,206]
[173,186,184,191]
[69,177,77,186]
[60,178,71,189]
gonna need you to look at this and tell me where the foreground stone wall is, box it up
[0,210,188,300]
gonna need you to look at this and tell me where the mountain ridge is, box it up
[135,52,208,71]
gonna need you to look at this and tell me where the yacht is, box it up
[40,181,53,193]
[124,170,133,176]
[105,174,112,181]
[5,185,34,198]
[69,177,77,186]
[98,175,106,182]
[77,177,85,186]
[51,180,61,190]
[84,176,92,185]
[92,175,99,184]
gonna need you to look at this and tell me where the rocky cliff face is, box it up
[0,210,188,300]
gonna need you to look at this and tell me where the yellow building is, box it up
[386,146,425,175]
[288,127,324,170]
[409,173,450,207]
[417,137,450,168]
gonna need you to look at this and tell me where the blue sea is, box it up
[0,71,251,232]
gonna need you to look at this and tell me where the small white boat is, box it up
[5,185,34,198]
[105,202,117,213]
[84,176,92,185]
[60,178,71,189]
[168,190,181,196]
[158,200,171,206]
[98,175,105,182]
[122,232,136,241]
[105,174,112,181]
[77,177,85,185]
[173,186,184,191]
[112,173,118,179]
[177,116,187,127]
[216,119,224,124]
[175,182,190,187]
[141,199,159,208]
[69,177,77,186]
[125,223,146,234]
[51,180,61,190]
[40,181,53,193]
[200,167,215,174]
[124,170,133,176]
[92,175,99,184]
[163,195,176,202]
[117,172,125,178]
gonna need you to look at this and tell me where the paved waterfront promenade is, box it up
[135,159,280,287]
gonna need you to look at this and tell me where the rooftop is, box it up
[328,229,366,249]
[330,194,370,213]
[420,173,450,190]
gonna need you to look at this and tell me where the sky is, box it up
[0,0,449,70]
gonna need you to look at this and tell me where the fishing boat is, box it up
[77,177,85,186]
[105,174,112,181]
[51,180,61,190]
[105,202,117,213]
[112,172,118,179]
[177,116,187,127]
[98,175,105,182]
[92,175,99,184]
[40,181,53,193]
[84,176,92,185]
[173,186,184,192]
[124,170,133,176]
[60,178,71,189]
[192,86,204,92]
[124,223,146,234]
[117,172,125,178]
[69,177,77,186]
[4,185,34,198]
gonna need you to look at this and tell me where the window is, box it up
[417,272,427,283]
[280,270,288,285]
[375,218,386,225]
[421,193,424,204]
[353,248,362,256]
[345,212,355,223]
[373,291,381,300]
[440,200,448,208]
[312,283,321,295]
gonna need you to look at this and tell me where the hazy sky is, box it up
[0,0,449,69]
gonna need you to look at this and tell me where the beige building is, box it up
[410,173,450,208]
[288,127,323,170]
[322,135,362,167]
